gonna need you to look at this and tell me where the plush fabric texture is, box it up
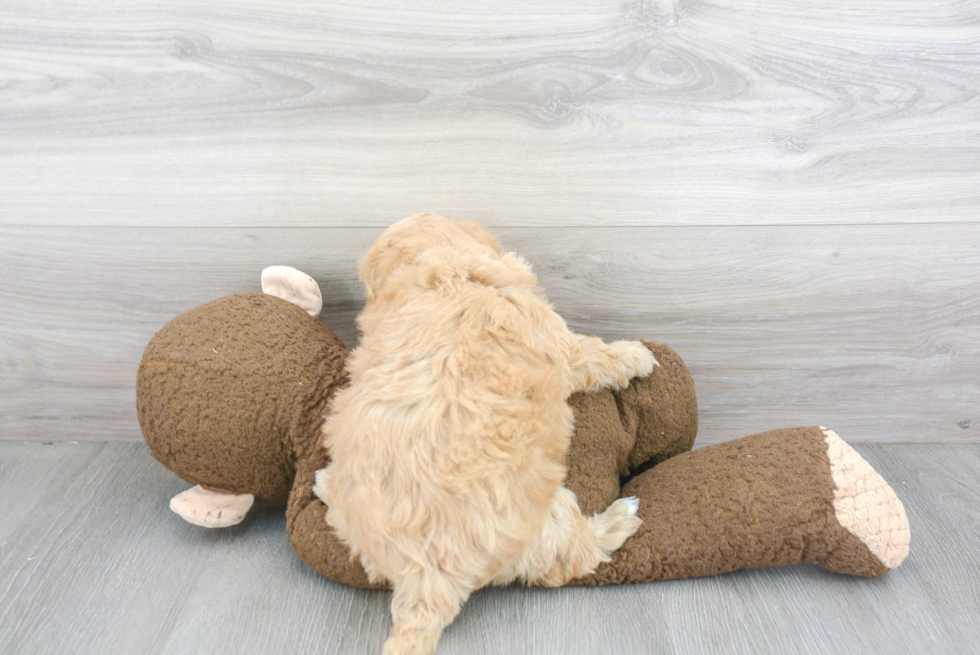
[563,343,698,518]
[137,294,907,588]
[287,425,900,589]
[136,293,348,502]
[619,345,700,473]
[287,432,383,589]
[285,343,699,588]
[572,426,892,586]
[822,428,910,569]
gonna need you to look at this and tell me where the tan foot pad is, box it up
[261,265,323,316]
[170,485,255,528]
[822,427,911,569]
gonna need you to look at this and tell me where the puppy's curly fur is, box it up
[315,214,656,655]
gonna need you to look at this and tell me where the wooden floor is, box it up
[0,441,976,655]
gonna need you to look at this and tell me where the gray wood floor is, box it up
[1,0,978,445]
[0,441,976,655]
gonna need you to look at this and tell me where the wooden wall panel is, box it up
[1,0,978,227]
[2,224,976,443]
[1,0,977,444]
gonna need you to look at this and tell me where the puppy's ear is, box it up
[454,220,502,254]
[359,237,415,301]
[361,214,466,300]
[412,249,536,293]
[410,247,469,293]
[466,252,537,289]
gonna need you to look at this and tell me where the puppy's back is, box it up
[323,261,573,582]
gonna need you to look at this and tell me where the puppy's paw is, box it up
[589,497,643,558]
[610,340,659,385]
[313,467,331,503]
[383,629,441,655]
[612,495,640,517]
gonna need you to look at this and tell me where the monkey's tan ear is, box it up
[261,266,323,316]
[170,485,254,528]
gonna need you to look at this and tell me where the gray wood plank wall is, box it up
[2,0,978,443]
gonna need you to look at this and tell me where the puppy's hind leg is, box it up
[383,565,472,655]
[496,488,642,587]
[567,334,658,393]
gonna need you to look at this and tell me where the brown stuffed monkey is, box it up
[136,267,909,592]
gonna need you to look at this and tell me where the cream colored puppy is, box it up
[315,214,656,655]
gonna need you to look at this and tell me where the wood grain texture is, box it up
[1,224,977,443]
[1,0,978,227]
[0,441,976,654]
